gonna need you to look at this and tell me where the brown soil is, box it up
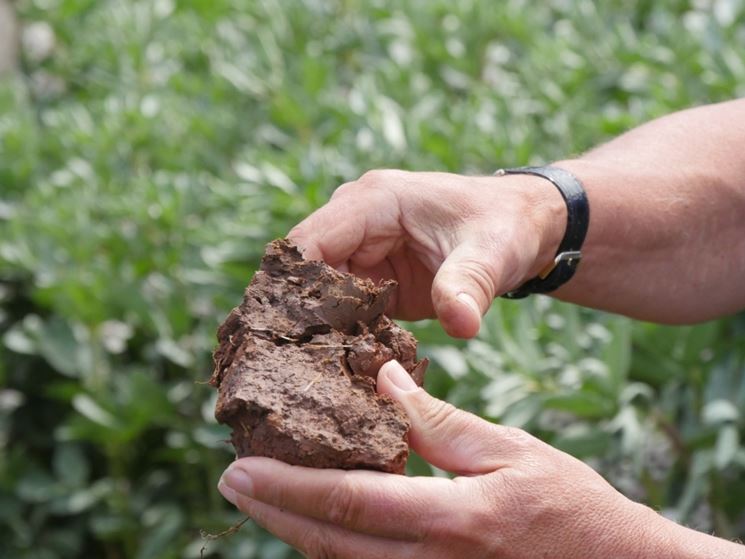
[210,239,427,474]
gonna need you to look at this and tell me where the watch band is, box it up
[494,165,590,299]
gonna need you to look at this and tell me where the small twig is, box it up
[301,371,324,392]
[240,421,251,436]
[199,517,251,558]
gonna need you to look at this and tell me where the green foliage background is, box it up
[1,0,745,557]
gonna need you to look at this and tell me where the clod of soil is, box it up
[210,238,428,474]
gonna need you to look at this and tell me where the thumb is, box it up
[377,360,525,475]
[431,242,500,339]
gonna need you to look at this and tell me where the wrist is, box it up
[619,501,678,558]
[498,173,568,280]
[571,496,676,559]
[619,501,745,559]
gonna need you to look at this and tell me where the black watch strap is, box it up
[494,165,590,299]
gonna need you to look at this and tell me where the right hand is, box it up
[288,169,566,338]
[219,360,681,559]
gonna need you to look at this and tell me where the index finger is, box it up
[287,174,403,268]
[287,198,365,265]
[220,457,456,541]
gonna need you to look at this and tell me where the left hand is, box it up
[217,360,669,559]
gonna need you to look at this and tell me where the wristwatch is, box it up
[494,165,590,299]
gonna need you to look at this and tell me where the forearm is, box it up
[551,99,745,323]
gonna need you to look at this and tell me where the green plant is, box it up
[1,0,744,556]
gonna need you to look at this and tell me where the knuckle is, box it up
[358,168,402,186]
[330,181,355,200]
[418,397,458,432]
[240,498,266,528]
[435,256,497,303]
[493,425,536,454]
[287,224,306,240]
[301,530,337,559]
[427,494,497,554]
[443,478,518,556]
[465,260,497,300]
[359,169,383,183]
[258,476,293,512]
[468,262,494,295]
[322,475,364,529]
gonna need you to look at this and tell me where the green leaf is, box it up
[53,443,90,488]
[543,391,613,419]
[428,346,469,379]
[553,426,612,458]
[17,470,64,504]
[71,394,117,428]
[49,480,111,515]
[499,394,544,428]
[702,399,739,425]
[715,425,740,470]
[405,450,434,477]
[37,318,93,378]
[2,326,36,354]
[137,508,184,559]
[601,317,632,393]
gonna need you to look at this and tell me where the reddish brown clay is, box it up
[210,238,428,474]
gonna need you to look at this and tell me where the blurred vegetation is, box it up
[1,0,745,557]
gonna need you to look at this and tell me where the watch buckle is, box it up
[538,251,582,280]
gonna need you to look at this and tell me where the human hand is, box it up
[288,170,567,338]
[217,360,672,559]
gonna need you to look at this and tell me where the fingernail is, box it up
[218,478,238,505]
[456,293,481,319]
[382,360,418,392]
[221,465,254,498]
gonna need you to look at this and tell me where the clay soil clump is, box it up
[210,239,428,474]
